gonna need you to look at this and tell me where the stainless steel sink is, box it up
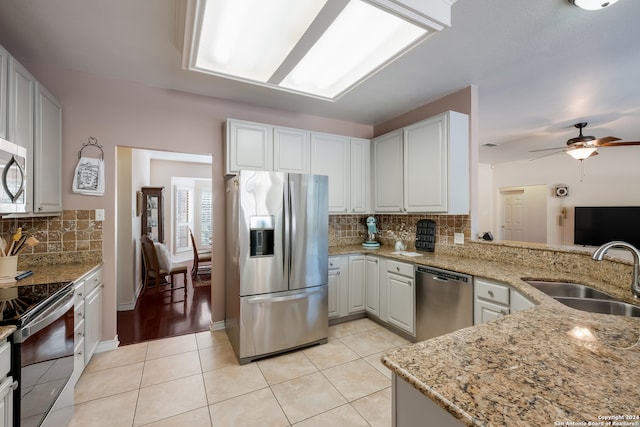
[554,297,640,317]
[524,280,615,300]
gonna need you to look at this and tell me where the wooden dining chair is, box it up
[140,236,188,294]
[189,229,212,280]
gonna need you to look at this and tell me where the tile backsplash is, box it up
[0,210,103,268]
[329,214,470,248]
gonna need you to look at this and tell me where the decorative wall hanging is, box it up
[72,137,105,196]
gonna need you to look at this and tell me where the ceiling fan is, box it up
[530,122,640,160]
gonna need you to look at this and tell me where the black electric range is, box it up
[0,280,75,427]
[0,280,74,325]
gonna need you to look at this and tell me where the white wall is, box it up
[483,146,640,246]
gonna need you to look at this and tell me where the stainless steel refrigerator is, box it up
[225,170,329,364]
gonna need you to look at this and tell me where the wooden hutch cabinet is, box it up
[141,186,164,242]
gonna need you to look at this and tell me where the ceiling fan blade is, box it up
[597,140,640,147]
[593,136,621,146]
[528,146,566,153]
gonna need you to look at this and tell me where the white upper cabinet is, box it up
[310,132,350,213]
[404,111,469,214]
[373,111,469,214]
[226,119,371,214]
[226,119,273,174]
[7,57,35,153]
[349,137,371,214]
[373,130,404,212]
[0,45,8,140]
[34,83,62,214]
[273,126,310,173]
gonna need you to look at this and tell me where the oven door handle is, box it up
[17,289,74,343]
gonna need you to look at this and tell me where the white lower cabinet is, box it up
[0,340,14,427]
[328,255,367,320]
[393,374,465,427]
[328,256,347,319]
[386,260,415,336]
[365,255,380,316]
[474,277,535,325]
[348,255,365,313]
[72,266,104,381]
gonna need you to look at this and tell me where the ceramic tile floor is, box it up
[68,318,410,426]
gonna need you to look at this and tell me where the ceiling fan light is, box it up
[567,146,598,160]
[569,0,619,10]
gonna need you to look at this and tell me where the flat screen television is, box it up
[574,206,640,248]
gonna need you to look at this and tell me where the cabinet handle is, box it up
[396,267,400,272]
[329,263,333,267]
[11,381,18,391]
[77,292,83,297]
[500,309,509,315]
[488,290,494,297]
[77,331,84,338]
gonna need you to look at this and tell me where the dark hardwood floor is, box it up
[117,269,212,346]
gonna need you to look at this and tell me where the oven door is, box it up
[15,287,74,427]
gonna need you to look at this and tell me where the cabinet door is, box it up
[348,255,365,314]
[84,283,103,365]
[510,289,535,313]
[373,130,404,213]
[274,127,310,173]
[365,256,379,316]
[387,272,415,335]
[404,114,447,212]
[474,298,508,325]
[7,57,35,151]
[226,119,273,174]
[0,376,13,427]
[328,268,340,319]
[350,138,370,214]
[33,83,62,213]
[310,132,349,213]
[0,45,8,140]
[328,256,347,319]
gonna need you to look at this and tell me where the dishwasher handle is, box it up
[415,266,472,283]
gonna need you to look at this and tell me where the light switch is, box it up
[95,209,105,221]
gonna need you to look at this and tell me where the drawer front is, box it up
[0,341,9,377]
[84,268,103,294]
[328,256,344,271]
[476,278,510,305]
[74,281,85,306]
[387,260,413,277]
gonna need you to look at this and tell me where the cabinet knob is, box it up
[329,263,333,267]
[337,272,340,276]
[396,267,400,272]
[488,290,494,297]
[500,309,509,315]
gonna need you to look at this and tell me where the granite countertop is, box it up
[0,325,16,340]
[4,262,102,288]
[330,244,640,426]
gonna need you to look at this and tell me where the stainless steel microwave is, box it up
[0,137,27,214]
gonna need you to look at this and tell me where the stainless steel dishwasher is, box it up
[415,265,473,341]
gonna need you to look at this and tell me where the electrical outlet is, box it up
[454,233,465,244]
[95,209,105,221]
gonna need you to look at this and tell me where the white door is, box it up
[501,190,524,241]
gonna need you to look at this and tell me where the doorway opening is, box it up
[115,147,213,345]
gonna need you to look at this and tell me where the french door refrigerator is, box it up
[225,170,329,364]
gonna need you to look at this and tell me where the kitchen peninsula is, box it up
[330,240,640,426]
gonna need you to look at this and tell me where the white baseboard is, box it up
[210,320,225,331]
[96,336,120,353]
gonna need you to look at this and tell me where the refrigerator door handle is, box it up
[283,178,290,283]
[245,287,324,304]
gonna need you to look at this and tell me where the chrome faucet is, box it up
[592,241,640,298]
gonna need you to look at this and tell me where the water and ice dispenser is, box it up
[250,216,274,257]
